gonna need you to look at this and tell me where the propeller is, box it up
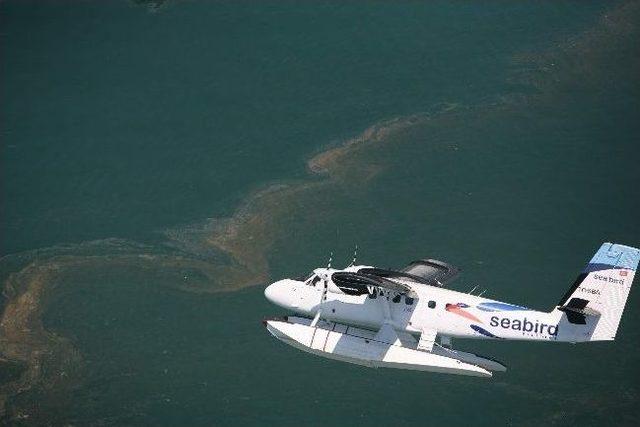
[349,244,358,267]
[311,255,331,329]
[310,277,328,328]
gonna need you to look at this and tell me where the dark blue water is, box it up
[1,1,639,425]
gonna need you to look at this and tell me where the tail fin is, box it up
[557,242,639,341]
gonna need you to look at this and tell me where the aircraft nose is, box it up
[264,282,279,305]
[264,280,294,308]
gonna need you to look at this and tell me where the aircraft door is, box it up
[411,296,440,330]
[390,293,416,329]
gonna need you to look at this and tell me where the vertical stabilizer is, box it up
[557,243,639,341]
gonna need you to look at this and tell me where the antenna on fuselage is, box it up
[467,286,487,296]
[349,244,358,267]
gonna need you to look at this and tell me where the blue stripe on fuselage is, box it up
[477,302,531,312]
[470,324,500,338]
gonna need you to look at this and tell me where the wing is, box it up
[358,259,459,289]
[331,271,417,297]
[400,259,459,287]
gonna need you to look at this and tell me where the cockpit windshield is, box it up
[307,275,321,286]
[296,272,315,282]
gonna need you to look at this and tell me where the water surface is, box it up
[1,1,639,425]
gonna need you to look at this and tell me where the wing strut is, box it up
[310,278,329,329]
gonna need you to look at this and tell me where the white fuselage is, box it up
[264,267,592,343]
[264,244,639,375]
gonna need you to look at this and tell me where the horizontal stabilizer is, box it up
[557,297,601,324]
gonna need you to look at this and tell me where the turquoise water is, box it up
[1,1,639,425]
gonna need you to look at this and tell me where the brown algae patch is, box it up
[204,182,325,284]
[0,107,464,420]
[0,249,264,421]
[0,259,83,419]
[508,0,640,97]
[307,106,457,180]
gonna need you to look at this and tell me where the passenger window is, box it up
[392,295,401,303]
[428,300,436,309]
[405,297,414,306]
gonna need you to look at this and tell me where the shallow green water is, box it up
[1,1,639,425]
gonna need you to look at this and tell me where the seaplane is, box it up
[263,243,638,378]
